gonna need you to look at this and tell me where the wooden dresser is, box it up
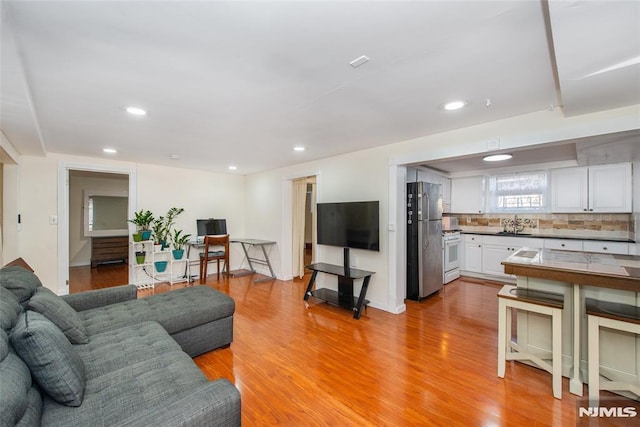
[91,236,129,267]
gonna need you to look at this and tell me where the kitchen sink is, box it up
[495,231,532,236]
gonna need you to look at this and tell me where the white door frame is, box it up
[57,161,137,295]
[280,170,320,281]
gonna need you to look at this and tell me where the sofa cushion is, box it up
[0,350,33,426]
[16,386,43,427]
[75,321,182,379]
[79,286,235,336]
[0,285,23,331]
[0,329,9,362]
[41,351,210,426]
[0,266,42,303]
[10,311,86,407]
[28,286,88,344]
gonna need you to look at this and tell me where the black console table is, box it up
[303,262,375,319]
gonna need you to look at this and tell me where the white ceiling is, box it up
[1,0,639,175]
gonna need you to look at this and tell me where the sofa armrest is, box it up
[119,379,241,427]
[61,284,138,312]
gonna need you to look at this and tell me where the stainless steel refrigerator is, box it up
[406,181,443,300]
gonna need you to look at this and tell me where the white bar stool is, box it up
[586,298,640,403]
[498,285,564,399]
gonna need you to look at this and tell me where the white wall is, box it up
[1,132,20,265]
[16,153,246,291]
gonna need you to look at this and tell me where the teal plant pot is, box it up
[154,261,168,273]
[172,249,184,260]
[141,230,152,241]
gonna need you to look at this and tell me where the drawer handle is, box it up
[603,247,608,251]
[561,244,565,247]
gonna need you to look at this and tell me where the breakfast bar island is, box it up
[501,248,640,396]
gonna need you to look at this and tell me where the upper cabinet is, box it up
[450,176,486,214]
[550,163,632,213]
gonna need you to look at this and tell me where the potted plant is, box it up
[160,207,185,250]
[128,209,154,241]
[171,229,191,260]
[151,218,166,252]
[135,250,146,264]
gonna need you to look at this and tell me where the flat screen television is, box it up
[316,201,379,251]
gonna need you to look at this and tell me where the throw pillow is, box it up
[10,311,86,407]
[28,287,88,344]
[0,266,42,303]
[0,329,9,362]
[0,286,22,331]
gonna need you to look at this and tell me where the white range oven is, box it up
[442,231,461,284]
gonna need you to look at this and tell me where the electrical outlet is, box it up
[49,215,58,225]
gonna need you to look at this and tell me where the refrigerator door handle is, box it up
[417,219,424,293]
[424,196,430,249]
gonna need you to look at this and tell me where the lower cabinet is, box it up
[463,235,483,273]
[461,233,632,280]
[482,245,516,277]
[462,235,541,279]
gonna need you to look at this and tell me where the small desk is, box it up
[230,239,277,283]
[184,241,205,281]
[304,262,375,319]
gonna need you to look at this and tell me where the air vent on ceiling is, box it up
[350,55,370,68]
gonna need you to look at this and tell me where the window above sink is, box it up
[488,171,548,213]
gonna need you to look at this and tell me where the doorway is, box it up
[57,162,137,295]
[68,170,130,292]
[292,176,316,278]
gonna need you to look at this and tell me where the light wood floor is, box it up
[70,265,600,426]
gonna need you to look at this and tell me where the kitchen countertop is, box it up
[461,230,635,243]
[501,248,640,292]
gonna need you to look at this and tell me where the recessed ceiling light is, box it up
[125,106,147,116]
[228,165,237,171]
[103,148,117,154]
[483,154,513,162]
[169,154,181,160]
[443,100,466,111]
[293,146,305,152]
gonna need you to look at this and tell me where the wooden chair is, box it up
[498,285,565,399]
[199,234,230,284]
[587,298,640,404]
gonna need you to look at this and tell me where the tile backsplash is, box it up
[452,213,634,239]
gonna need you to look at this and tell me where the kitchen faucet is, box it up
[512,215,523,234]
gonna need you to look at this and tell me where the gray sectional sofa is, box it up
[0,259,241,426]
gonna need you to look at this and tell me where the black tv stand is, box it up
[303,262,375,319]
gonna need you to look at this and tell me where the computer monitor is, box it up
[196,218,227,237]
[210,219,227,235]
[196,219,213,238]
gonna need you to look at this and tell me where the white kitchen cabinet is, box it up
[550,163,632,213]
[442,177,452,213]
[451,176,486,214]
[463,235,483,273]
[482,244,514,277]
[481,236,541,277]
[582,240,629,255]
[543,239,583,252]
